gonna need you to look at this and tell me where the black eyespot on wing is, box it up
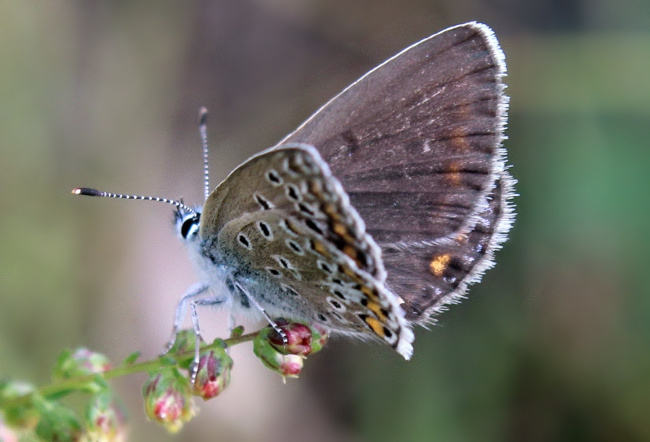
[255,194,272,210]
[287,240,302,253]
[258,221,272,237]
[267,170,282,184]
[298,203,315,216]
[286,184,300,201]
[237,233,251,249]
[305,219,324,235]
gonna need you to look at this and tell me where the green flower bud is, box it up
[82,392,127,441]
[53,347,111,380]
[142,367,195,433]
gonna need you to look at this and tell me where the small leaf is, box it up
[229,325,245,338]
[158,356,179,367]
[33,396,82,442]
[210,338,228,349]
[123,351,141,365]
[166,330,196,355]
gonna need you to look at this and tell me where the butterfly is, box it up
[74,21,515,361]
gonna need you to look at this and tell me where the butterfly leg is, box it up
[187,296,228,382]
[233,281,288,345]
[163,283,210,353]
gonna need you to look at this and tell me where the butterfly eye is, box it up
[181,214,200,239]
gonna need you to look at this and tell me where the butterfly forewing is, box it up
[276,22,513,323]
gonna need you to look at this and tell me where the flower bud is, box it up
[254,330,304,378]
[277,354,304,377]
[142,367,195,433]
[192,347,233,400]
[0,380,38,429]
[267,320,314,356]
[54,348,111,380]
[264,319,330,356]
[82,392,127,442]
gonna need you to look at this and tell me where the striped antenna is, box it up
[72,107,212,214]
[71,187,196,215]
[198,107,210,202]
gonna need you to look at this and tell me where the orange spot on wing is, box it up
[312,240,331,258]
[364,316,385,337]
[366,301,388,321]
[361,285,379,301]
[430,253,451,277]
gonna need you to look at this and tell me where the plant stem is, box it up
[0,331,259,409]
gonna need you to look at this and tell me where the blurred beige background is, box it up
[1,0,649,441]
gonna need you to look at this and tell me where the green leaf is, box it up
[230,325,245,338]
[33,396,82,442]
[123,351,141,365]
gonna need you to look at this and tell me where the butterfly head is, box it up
[175,205,202,242]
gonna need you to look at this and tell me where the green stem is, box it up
[1,331,259,409]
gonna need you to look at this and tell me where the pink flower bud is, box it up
[278,354,304,377]
[268,320,314,356]
[142,368,195,433]
[192,348,233,400]
[253,329,305,378]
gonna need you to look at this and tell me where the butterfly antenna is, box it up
[71,187,196,215]
[198,107,210,202]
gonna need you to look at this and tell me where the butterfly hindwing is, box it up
[200,145,414,358]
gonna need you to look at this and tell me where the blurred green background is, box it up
[1,0,649,441]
